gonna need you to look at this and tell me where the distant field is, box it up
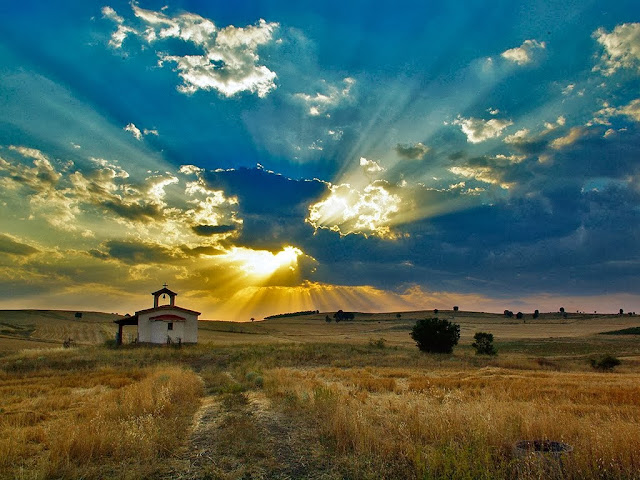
[1,308,640,478]
[1,309,639,353]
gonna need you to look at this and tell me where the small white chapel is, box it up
[114,285,200,345]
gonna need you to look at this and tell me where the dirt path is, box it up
[163,387,332,479]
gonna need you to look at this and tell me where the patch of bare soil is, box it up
[162,389,334,479]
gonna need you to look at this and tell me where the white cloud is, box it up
[294,77,355,116]
[104,5,279,98]
[590,98,640,125]
[449,166,511,189]
[453,116,513,143]
[501,39,546,65]
[124,123,142,140]
[124,123,159,140]
[307,182,402,238]
[543,116,566,130]
[493,154,526,164]
[618,98,640,122]
[359,157,384,174]
[550,127,586,149]
[504,128,530,144]
[593,23,640,76]
[327,129,343,140]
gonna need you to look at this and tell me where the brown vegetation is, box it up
[0,351,202,479]
[1,309,640,479]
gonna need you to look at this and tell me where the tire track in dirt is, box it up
[164,387,332,479]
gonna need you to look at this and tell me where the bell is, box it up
[162,294,166,299]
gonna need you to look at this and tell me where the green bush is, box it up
[590,354,621,371]
[410,318,460,353]
[472,332,497,355]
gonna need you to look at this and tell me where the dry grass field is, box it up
[1,309,639,479]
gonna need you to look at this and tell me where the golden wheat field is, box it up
[1,309,640,479]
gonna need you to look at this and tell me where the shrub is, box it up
[472,332,497,355]
[590,355,621,371]
[410,318,460,354]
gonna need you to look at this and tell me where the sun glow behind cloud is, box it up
[219,245,303,279]
[2,3,640,321]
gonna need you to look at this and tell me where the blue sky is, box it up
[1,1,639,319]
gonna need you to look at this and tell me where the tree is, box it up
[559,307,565,314]
[334,310,344,322]
[396,313,402,319]
[504,310,513,318]
[453,306,459,312]
[619,308,624,315]
[433,308,439,314]
[533,309,539,319]
[516,312,523,320]
[410,318,460,354]
[590,355,621,371]
[472,332,497,355]
[325,315,332,323]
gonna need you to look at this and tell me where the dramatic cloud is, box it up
[0,234,39,256]
[453,116,513,143]
[307,182,402,238]
[395,142,430,159]
[0,145,240,245]
[192,224,237,236]
[104,4,279,97]
[4,2,640,318]
[294,77,355,116]
[501,39,546,65]
[99,239,177,265]
[593,23,640,76]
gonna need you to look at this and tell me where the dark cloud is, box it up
[88,249,110,260]
[192,224,237,236]
[101,200,163,223]
[101,240,175,264]
[180,245,224,257]
[202,166,325,250]
[395,142,429,160]
[0,234,39,256]
[203,167,325,215]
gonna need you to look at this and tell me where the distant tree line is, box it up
[264,310,320,319]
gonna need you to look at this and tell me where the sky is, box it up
[1,1,640,320]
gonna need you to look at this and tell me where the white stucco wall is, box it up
[137,308,198,344]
